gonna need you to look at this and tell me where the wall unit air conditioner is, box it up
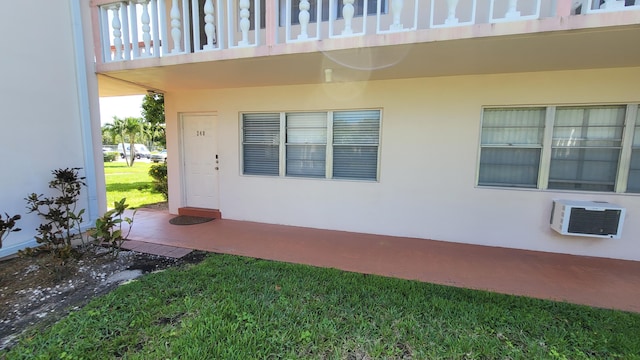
[550,200,625,239]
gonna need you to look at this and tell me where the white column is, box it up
[170,0,182,53]
[203,0,216,49]
[238,0,251,46]
[390,0,404,31]
[108,4,123,60]
[298,0,310,40]
[505,0,521,18]
[342,0,355,35]
[445,0,459,25]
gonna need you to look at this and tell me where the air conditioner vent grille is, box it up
[550,200,625,239]
[568,208,622,236]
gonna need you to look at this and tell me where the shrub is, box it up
[90,198,135,257]
[0,213,21,249]
[103,151,117,162]
[149,163,168,200]
[24,168,87,259]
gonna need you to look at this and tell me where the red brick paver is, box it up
[124,209,640,313]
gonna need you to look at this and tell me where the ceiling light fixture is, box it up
[324,68,333,83]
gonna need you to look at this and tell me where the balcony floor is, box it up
[126,208,640,313]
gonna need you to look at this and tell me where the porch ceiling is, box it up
[97,25,640,97]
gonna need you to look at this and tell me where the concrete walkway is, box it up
[120,239,192,259]
[124,208,640,313]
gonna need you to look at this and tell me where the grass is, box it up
[104,161,165,209]
[5,254,640,359]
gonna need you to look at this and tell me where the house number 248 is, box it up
[196,130,206,136]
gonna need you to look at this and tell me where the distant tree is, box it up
[142,93,165,148]
[101,126,111,145]
[123,117,142,166]
[109,118,128,166]
[108,116,143,167]
[101,117,121,145]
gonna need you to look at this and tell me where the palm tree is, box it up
[140,122,166,150]
[107,117,128,166]
[101,117,121,145]
[140,122,154,149]
[123,117,142,166]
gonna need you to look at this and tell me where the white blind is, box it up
[548,106,625,191]
[478,108,545,187]
[333,110,380,180]
[243,113,280,176]
[286,112,326,178]
[481,108,545,145]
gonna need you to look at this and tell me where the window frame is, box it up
[477,103,640,194]
[241,109,382,181]
[477,107,546,188]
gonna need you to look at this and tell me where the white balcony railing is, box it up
[96,0,640,63]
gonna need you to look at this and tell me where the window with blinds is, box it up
[333,110,380,180]
[286,112,327,178]
[479,108,545,188]
[241,110,381,181]
[478,104,640,193]
[549,106,625,192]
[242,113,280,176]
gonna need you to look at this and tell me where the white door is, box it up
[181,114,219,209]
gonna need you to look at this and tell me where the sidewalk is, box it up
[125,208,640,313]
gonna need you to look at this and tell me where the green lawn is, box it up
[5,254,640,359]
[104,161,165,209]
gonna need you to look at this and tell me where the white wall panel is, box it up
[0,1,102,256]
[166,67,640,261]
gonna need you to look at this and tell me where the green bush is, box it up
[0,213,21,249]
[90,198,135,258]
[24,168,87,259]
[148,163,168,200]
[103,151,117,162]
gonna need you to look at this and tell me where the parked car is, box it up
[151,150,167,163]
[118,143,151,159]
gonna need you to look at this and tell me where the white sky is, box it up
[99,95,145,125]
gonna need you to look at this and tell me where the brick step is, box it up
[178,207,222,219]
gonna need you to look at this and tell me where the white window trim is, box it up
[537,106,555,190]
[326,111,334,179]
[477,103,640,194]
[617,104,639,192]
[241,109,382,181]
[279,112,286,176]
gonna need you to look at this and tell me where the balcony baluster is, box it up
[298,0,311,40]
[490,0,540,22]
[203,0,217,49]
[431,0,476,28]
[108,3,124,60]
[389,0,404,30]
[506,0,520,18]
[342,0,355,35]
[446,0,460,25]
[170,0,182,53]
[238,0,251,46]
[137,0,153,56]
